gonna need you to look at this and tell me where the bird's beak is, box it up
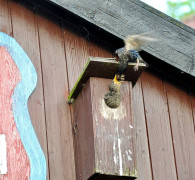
[114,75,119,83]
[114,75,122,87]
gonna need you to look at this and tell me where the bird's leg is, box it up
[134,58,140,71]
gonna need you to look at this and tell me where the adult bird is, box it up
[115,33,156,81]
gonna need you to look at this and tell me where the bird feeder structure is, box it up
[69,57,147,179]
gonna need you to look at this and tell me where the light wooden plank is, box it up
[141,71,177,180]
[90,77,136,177]
[166,80,195,180]
[74,77,136,179]
[37,9,76,180]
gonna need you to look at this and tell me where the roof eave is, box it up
[26,0,195,86]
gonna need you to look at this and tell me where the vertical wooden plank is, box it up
[132,79,152,180]
[90,78,136,177]
[73,79,95,179]
[37,10,76,180]
[9,1,49,179]
[63,28,89,91]
[63,25,113,91]
[0,0,12,35]
[166,80,195,180]
[141,71,177,180]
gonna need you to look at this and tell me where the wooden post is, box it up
[70,57,146,179]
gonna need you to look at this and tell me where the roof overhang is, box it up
[26,0,195,86]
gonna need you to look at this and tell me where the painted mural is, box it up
[0,32,46,180]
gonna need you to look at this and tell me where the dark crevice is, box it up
[35,7,51,180]
[163,75,179,180]
[140,77,154,180]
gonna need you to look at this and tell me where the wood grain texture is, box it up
[141,71,177,180]
[87,39,113,58]
[0,0,12,35]
[74,77,136,179]
[9,2,49,179]
[166,80,195,180]
[37,10,76,180]
[73,79,95,180]
[46,0,195,77]
[63,27,89,91]
[132,79,152,180]
[63,20,118,92]
[90,77,136,177]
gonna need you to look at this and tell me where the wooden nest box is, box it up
[69,57,147,180]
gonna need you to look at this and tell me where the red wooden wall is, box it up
[0,0,195,180]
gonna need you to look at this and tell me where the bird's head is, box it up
[113,75,122,90]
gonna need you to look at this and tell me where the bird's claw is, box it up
[134,64,139,71]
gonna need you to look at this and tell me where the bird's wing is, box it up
[124,33,156,51]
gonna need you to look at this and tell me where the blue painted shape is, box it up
[0,32,47,180]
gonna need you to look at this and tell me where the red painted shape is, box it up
[0,47,30,180]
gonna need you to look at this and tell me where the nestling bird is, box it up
[104,75,122,109]
[115,33,156,80]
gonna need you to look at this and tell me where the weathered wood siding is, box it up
[0,0,195,180]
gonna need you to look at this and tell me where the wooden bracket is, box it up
[70,57,147,179]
